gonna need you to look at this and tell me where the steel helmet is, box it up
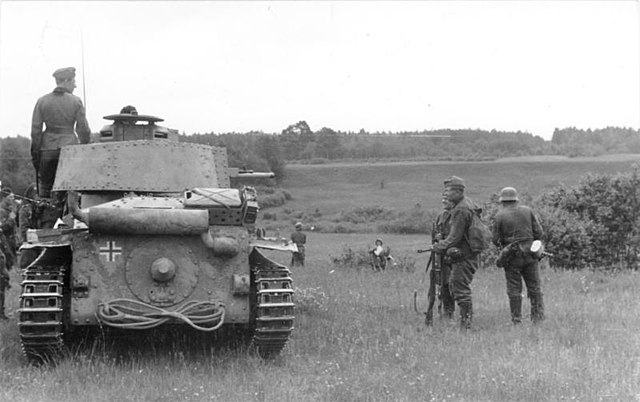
[499,187,519,202]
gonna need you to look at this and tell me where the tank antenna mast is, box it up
[80,28,87,110]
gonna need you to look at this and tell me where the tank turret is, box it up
[18,112,295,363]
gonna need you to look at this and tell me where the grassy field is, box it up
[1,155,639,401]
[261,154,640,232]
[1,232,639,402]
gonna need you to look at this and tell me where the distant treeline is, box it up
[182,123,640,178]
[1,124,638,193]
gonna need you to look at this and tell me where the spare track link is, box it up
[18,264,68,364]
[253,264,294,358]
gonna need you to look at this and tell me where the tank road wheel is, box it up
[18,247,71,365]
[249,249,295,359]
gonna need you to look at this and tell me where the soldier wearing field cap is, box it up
[31,67,91,224]
[290,222,307,267]
[432,176,480,330]
[492,186,545,324]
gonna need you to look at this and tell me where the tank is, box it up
[18,112,295,363]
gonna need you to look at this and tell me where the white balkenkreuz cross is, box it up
[100,241,122,262]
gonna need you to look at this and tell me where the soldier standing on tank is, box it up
[492,187,545,324]
[290,222,306,267]
[428,193,456,322]
[432,176,480,330]
[31,67,91,226]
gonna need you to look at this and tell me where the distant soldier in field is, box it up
[432,176,480,330]
[0,188,17,270]
[0,228,11,319]
[290,222,307,267]
[427,193,455,324]
[31,67,91,226]
[492,187,545,324]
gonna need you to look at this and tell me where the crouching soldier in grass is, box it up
[369,238,395,272]
[492,187,545,324]
[432,176,480,330]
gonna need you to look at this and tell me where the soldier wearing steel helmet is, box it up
[492,186,545,324]
[31,67,91,208]
[432,176,480,330]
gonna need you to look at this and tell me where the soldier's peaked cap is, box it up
[52,67,76,80]
[444,176,465,189]
[295,222,303,228]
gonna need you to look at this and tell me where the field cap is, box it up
[53,67,76,80]
[499,187,519,202]
[295,222,302,228]
[120,105,138,115]
[444,176,465,189]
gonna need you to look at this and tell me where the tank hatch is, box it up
[97,114,177,142]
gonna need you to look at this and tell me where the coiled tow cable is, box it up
[97,298,225,331]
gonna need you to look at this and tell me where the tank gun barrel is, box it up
[228,168,275,179]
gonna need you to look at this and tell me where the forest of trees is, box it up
[1,124,639,194]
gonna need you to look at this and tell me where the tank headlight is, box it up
[150,257,176,282]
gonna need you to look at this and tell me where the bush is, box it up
[262,212,277,220]
[536,166,640,270]
[257,187,291,209]
[258,193,286,208]
[536,206,608,269]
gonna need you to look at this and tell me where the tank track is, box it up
[18,258,69,364]
[252,263,295,358]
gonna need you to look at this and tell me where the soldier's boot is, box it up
[530,293,545,324]
[509,296,522,325]
[442,296,455,319]
[424,310,433,326]
[459,302,472,331]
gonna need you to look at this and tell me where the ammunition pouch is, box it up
[496,243,520,268]
[446,247,463,263]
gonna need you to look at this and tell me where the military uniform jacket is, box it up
[432,209,451,243]
[436,196,477,258]
[290,231,306,247]
[492,203,543,249]
[31,87,91,151]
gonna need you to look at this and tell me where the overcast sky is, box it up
[0,1,638,140]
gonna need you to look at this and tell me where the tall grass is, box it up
[1,233,638,401]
